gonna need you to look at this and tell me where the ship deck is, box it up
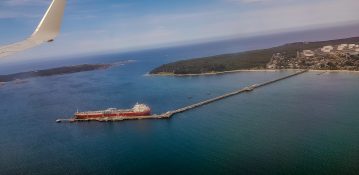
[56,114,171,123]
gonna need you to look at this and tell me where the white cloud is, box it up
[0,10,42,19]
[225,0,272,4]
[70,0,359,49]
[0,0,49,19]
[2,0,48,6]
[2,0,359,61]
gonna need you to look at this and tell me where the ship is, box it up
[74,103,151,119]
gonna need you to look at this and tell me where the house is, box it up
[321,46,334,53]
[349,52,359,56]
[348,44,356,49]
[303,50,315,57]
[337,44,348,51]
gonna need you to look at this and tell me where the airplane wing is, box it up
[0,0,66,59]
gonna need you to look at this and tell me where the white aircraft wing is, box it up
[0,0,66,59]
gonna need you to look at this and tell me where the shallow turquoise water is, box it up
[1,34,359,174]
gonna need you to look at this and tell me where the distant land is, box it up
[150,37,359,75]
[0,64,111,83]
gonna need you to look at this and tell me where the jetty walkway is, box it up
[56,70,308,123]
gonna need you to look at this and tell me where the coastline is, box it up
[150,69,359,76]
[149,36,359,77]
[0,63,112,83]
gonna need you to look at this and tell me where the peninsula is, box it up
[0,64,111,83]
[150,37,359,75]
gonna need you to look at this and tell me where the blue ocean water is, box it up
[0,30,359,174]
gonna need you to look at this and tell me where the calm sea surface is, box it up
[0,30,359,175]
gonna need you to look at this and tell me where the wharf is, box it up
[56,70,308,123]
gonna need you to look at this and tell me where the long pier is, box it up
[56,70,308,123]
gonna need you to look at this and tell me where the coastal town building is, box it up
[303,50,315,57]
[321,46,334,53]
[267,42,359,71]
[337,44,348,51]
[350,52,359,56]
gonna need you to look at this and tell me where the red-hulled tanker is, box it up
[74,103,151,119]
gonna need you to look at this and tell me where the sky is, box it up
[0,0,358,61]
